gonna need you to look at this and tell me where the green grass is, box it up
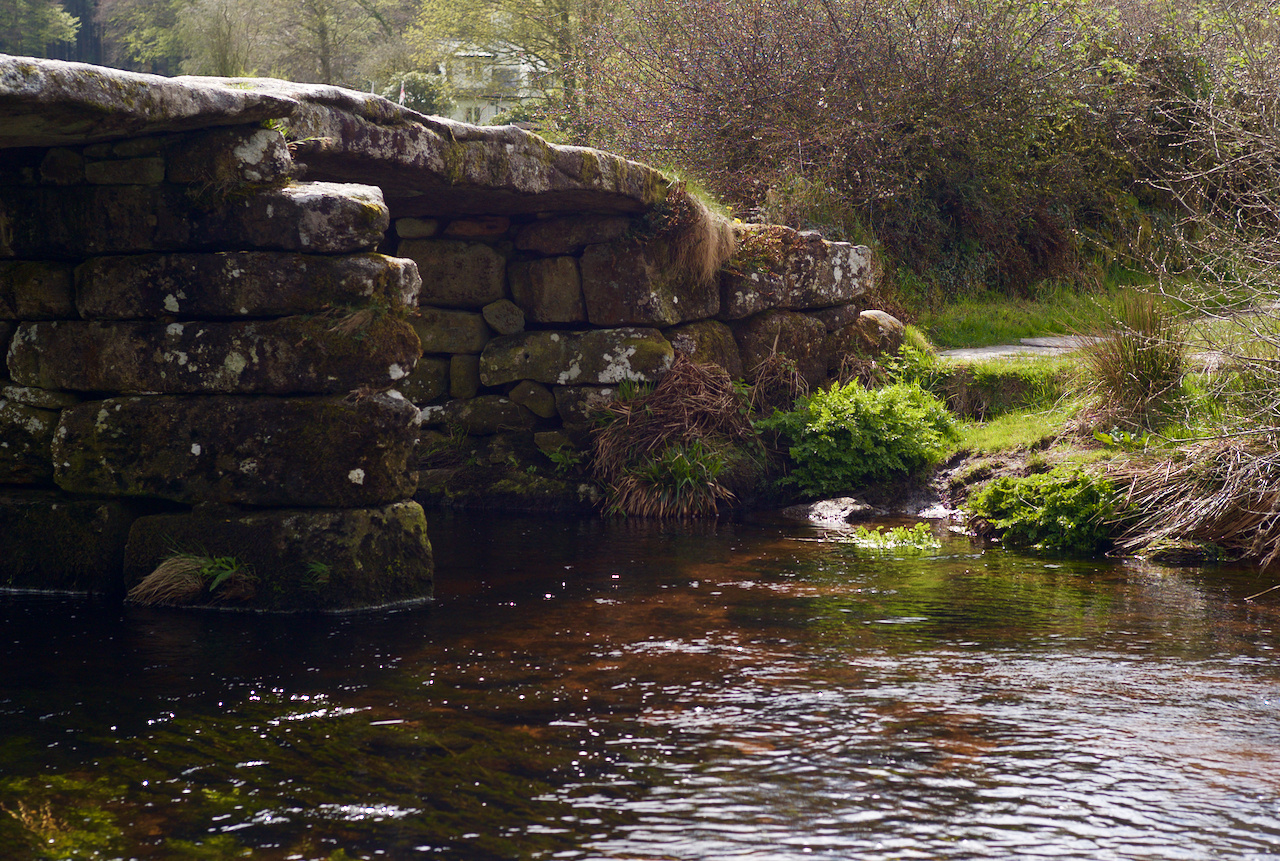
[918,287,1118,348]
[952,399,1082,455]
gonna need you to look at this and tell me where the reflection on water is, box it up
[2,513,1279,860]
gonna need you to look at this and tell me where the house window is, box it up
[465,106,484,124]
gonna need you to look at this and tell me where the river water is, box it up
[2,512,1279,860]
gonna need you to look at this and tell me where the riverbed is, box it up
[3,512,1279,860]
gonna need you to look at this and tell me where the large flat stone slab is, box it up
[181,76,671,217]
[123,501,433,611]
[54,393,419,506]
[76,252,420,319]
[9,315,421,394]
[0,181,388,257]
[0,56,295,149]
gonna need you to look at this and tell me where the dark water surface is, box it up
[3,512,1280,860]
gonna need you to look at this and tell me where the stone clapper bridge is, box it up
[0,55,891,611]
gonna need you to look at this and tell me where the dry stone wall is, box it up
[0,55,889,606]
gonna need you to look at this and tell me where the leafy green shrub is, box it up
[966,466,1117,555]
[755,380,957,497]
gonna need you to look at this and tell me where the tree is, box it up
[0,0,79,56]
[411,0,606,131]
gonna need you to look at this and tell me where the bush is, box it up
[755,380,957,497]
[967,466,1117,555]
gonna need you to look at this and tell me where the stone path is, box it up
[939,335,1095,361]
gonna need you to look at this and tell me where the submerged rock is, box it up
[779,497,878,524]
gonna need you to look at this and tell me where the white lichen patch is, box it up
[190,443,201,456]
[239,458,259,474]
[348,468,366,485]
[388,364,407,380]
[556,360,583,385]
[163,294,180,313]
[595,345,641,384]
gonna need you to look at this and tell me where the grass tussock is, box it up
[1077,290,1187,431]
[592,355,755,517]
[127,554,257,606]
[651,182,736,289]
[1115,442,1280,568]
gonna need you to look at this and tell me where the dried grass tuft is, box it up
[1115,441,1280,568]
[127,555,207,606]
[647,183,736,289]
[592,355,754,484]
[747,344,809,415]
[592,355,754,517]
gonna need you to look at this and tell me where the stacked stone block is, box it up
[0,124,433,609]
[391,214,876,460]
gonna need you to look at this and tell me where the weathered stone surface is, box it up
[395,217,438,238]
[418,395,540,435]
[39,148,83,184]
[0,261,75,319]
[122,501,433,611]
[480,328,674,387]
[0,181,389,257]
[193,77,670,217]
[515,215,632,254]
[9,314,420,394]
[445,216,509,238]
[450,354,480,399]
[813,303,864,332]
[395,355,449,404]
[854,310,906,356]
[508,380,557,418]
[552,385,618,429]
[0,321,12,356]
[733,311,828,385]
[0,490,137,593]
[85,156,165,184]
[664,320,743,379]
[54,392,420,506]
[399,239,506,308]
[1,382,79,409]
[482,299,524,335]
[721,224,871,318]
[779,497,877,524]
[0,398,58,483]
[76,252,421,319]
[166,126,292,185]
[407,307,491,354]
[718,268,785,320]
[508,256,585,323]
[0,56,295,149]
[580,239,719,326]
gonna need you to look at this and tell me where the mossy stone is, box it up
[396,356,449,405]
[0,261,75,320]
[732,310,827,386]
[450,354,481,399]
[9,315,421,394]
[0,398,59,483]
[76,252,421,319]
[508,256,585,324]
[407,307,491,354]
[664,320,743,378]
[122,501,433,612]
[399,239,506,309]
[0,489,137,594]
[54,393,420,506]
[479,328,674,387]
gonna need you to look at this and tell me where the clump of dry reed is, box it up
[592,355,755,517]
[747,347,809,415]
[1114,441,1280,567]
